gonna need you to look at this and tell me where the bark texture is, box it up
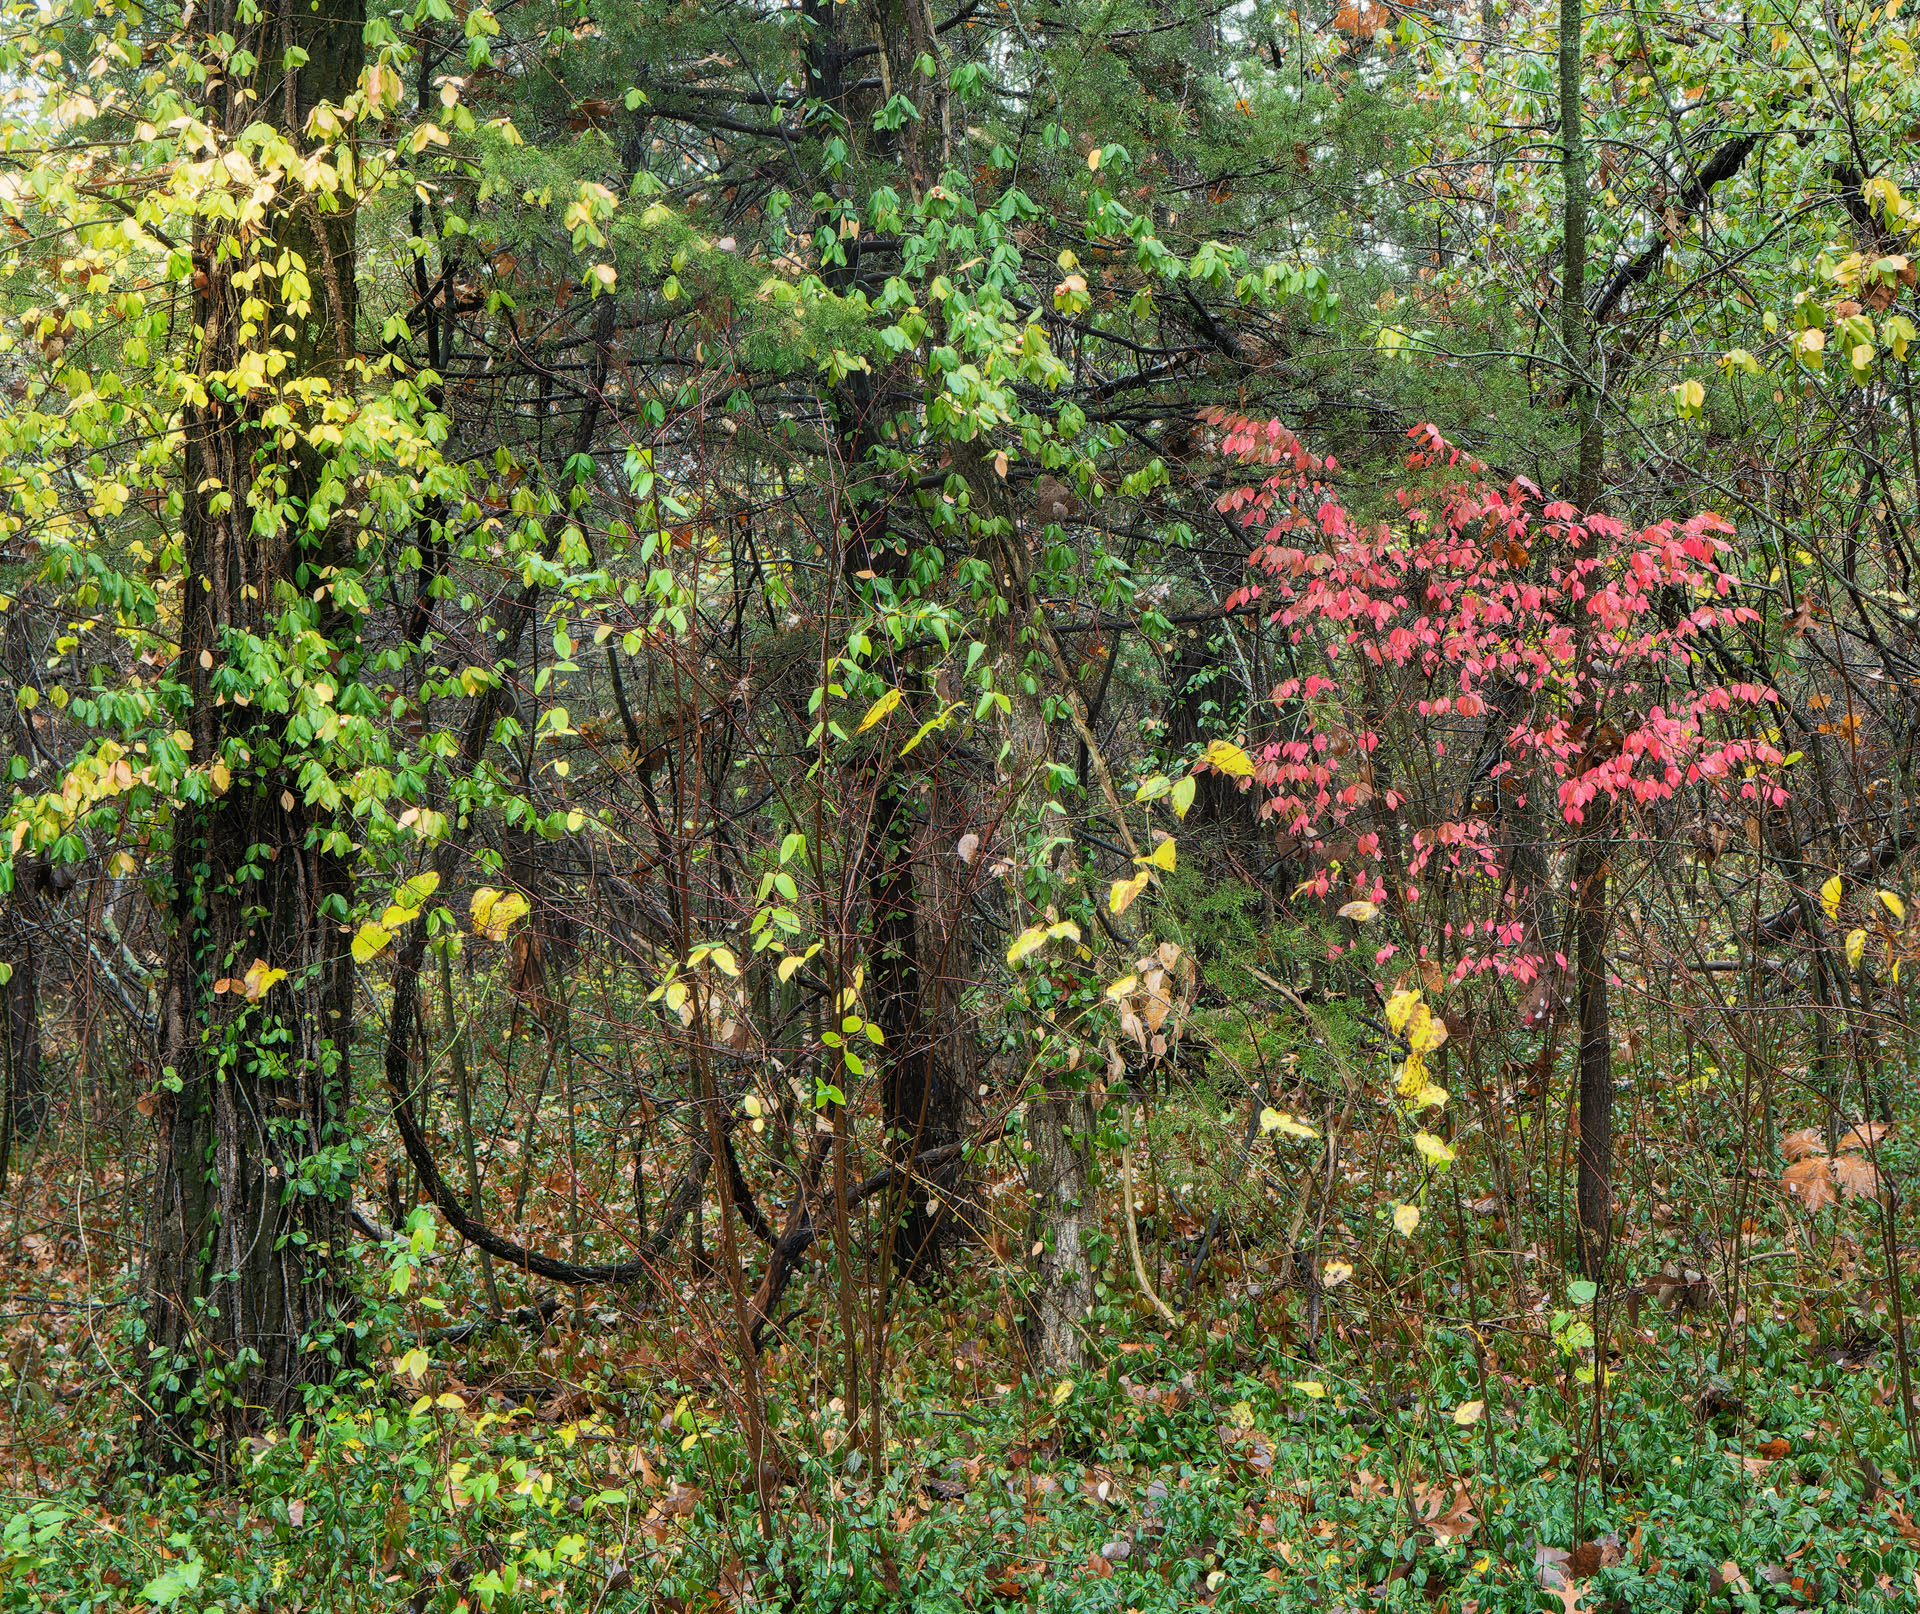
[141,0,364,1466]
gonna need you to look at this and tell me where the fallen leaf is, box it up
[1535,1544,1571,1590]
[1838,1120,1890,1152]
[1782,1156,1835,1212]
[1780,1128,1827,1162]
[1710,1561,1752,1596]
[1835,1152,1881,1199]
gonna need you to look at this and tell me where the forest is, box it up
[0,0,1917,1606]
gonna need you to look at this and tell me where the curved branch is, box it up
[1591,133,1759,327]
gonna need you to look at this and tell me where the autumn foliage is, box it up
[1205,412,1786,998]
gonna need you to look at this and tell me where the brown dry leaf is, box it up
[1838,1120,1891,1152]
[1834,1152,1881,1200]
[1782,1156,1836,1212]
[1884,1501,1920,1545]
[1710,1561,1752,1596]
[1780,1128,1827,1162]
[1535,1545,1571,1590]
[1551,1579,1591,1614]
[1423,1484,1478,1546]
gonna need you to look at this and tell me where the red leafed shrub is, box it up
[1203,412,1786,989]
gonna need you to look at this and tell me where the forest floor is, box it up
[0,1086,1916,1613]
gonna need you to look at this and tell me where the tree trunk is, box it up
[140,0,364,1468]
[1026,1078,1096,1372]
[2,920,43,1153]
[1559,0,1611,1278]
[1558,0,1601,509]
[1572,837,1612,1276]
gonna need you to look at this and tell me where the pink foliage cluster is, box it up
[1202,413,1785,984]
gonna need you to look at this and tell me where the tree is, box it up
[137,0,372,1461]
[1210,413,1785,1269]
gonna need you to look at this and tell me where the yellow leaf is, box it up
[1337,900,1378,922]
[210,761,232,793]
[857,687,903,733]
[1877,890,1905,922]
[352,922,392,964]
[435,1392,467,1411]
[1110,871,1150,914]
[1822,875,1844,920]
[1087,148,1101,172]
[1452,1399,1484,1427]
[1007,925,1050,965]
[1171,776,1196,819]
[1260,1108,1319,1139]
[1385,989,1422,1033]
[1204,738,1255,776]
[1847,928,1867,969]
[1051,1378,1075,1407]
[1320,1260,1353,1287]
[1292,1380,1327,1399]
[1392,1204,1420,1236]
[1046,920,1082,944]
[708,946,740,977]
[1412,1131,1455,1166]
[1105,973,1139,1000]
[1396,1054,1428,1097]
[471,886,530,942]
[778,954,806,983]
[1148,838,1177,872]
[241,959,287,1002]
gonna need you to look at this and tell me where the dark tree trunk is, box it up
[1572,837,1612,1275]
[140,0,364,1468]
[867,769,976,1272]
[1557,0,1602,509]
[1166,635,1249,827]
[2,921,44,1156]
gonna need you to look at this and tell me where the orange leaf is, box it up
[1834,1153,1881,1199]
[1780,1128,1827,1162]
[1838,1120,1891,1152]
[1782,1156,1835,1212]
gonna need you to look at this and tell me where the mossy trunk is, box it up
[140,0,364,1469]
